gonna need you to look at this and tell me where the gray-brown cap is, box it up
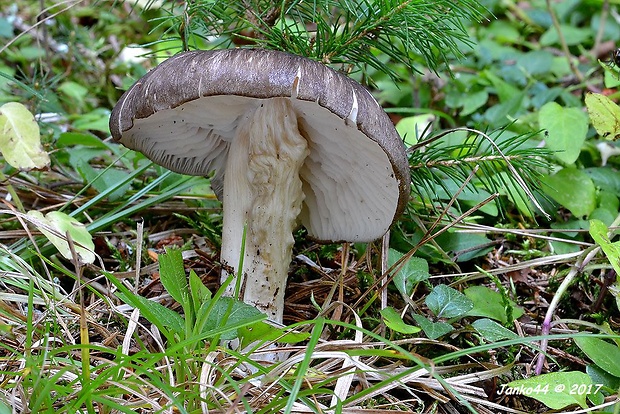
[110,48,410,242]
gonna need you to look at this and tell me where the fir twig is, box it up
[154,0,486,80]
[409,127,551,219]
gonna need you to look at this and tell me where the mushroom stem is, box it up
[220,98,308,323]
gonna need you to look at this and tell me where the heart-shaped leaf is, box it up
[539,102,589,164]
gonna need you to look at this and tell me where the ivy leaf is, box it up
[412,314,453,339]
[471,318,518,342]
[0,102,50,170]
[425,285,473,319]
[388,249,430,297]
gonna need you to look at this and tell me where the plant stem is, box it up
[535,213,620,374]
[546,0,584,83]
[0,171,25,213]
[534,244,599,374]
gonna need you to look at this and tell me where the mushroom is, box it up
[110,49,410,324]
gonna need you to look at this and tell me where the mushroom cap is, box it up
[110,48,410,242]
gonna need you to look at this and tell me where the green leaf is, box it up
[202,297,265,341]
[116,291,184,336]
[93,169,131,201]
[589,219,620,277]
[158,248,190,312]
[506,372,591,409]
[516,50,554,76]
[0,399,11,414]
[541,168,596,217]
[598,191,619,215]
[460,90,489,116]
[540,25,591,46]
[575,336,620,377]
[585,167,620,196]
[76,161,131,201]
[496,171,533,218]
[57,131,111,149]
[433,179,498,216]
[465,286,524,324]
[58,81,89,107]
[0,69,42,99]
[604,67,620,89]
[471,318,518,342]
[189,270,211,316]
[380,307,421,334]
[586,364,620,394]
[589,208,615,227]
[484,91,526,126]
[17,46,46,61]
[0,17,12,38]
[412,314,453,339]
[71,108,111,133]
[388,249,430,297]
[585,93,620,140]
[539,101,589,164]
[435,231,494,262]
[395,114,434,146]
[484,71,521,103]
[0,65,16,94]
[426,284,473,319]
[238,322,310,348]
[26,210,95,264]
[485,20,520,43]
[0,102,50,170]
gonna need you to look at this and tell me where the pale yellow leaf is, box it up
[27,210,96,264]
[0,102,50,170]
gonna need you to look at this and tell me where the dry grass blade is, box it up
[331,305,363,407]
[452,222,593,247]
[355,164,497,309]
[196,337,512,412]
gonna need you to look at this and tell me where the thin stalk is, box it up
[545,0,584,82]
[355,165,492,309]
[0,171,25,213]
[534,244,599,374]
[535,212,620,374]
[67,230,95,414]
